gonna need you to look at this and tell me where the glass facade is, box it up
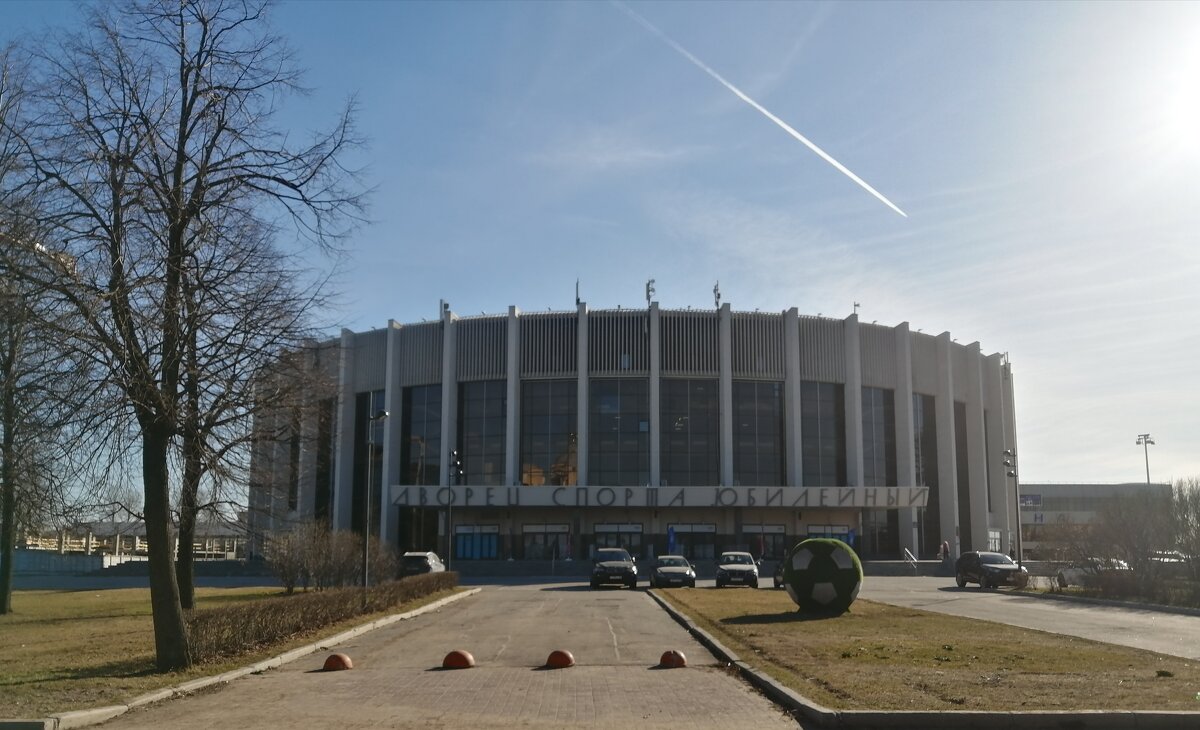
[800,381,845,486]
[353,390,386,536]
[588,379,650,486]
[520,380,578,486]
[861,387,898,558]
[862,387,897,486]
[955,401,972,548]
[660,378,719,486]
[523,524,569,559]
[457,380,506,486]
[400,385,441,485]
[594,526,643,553]
[667,525,716,560]
[732,380,785,487]
[913,393,940,557]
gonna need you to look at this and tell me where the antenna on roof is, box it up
[575,278,580,306]
[713,281,721,309]
[853,301,861,316]
[645,278,656,308]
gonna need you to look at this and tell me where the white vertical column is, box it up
[784,308,802,486]
[894,322,918,556]
[965,342,988,551]
[1002,358,1021,555]
[332,329,356,532]
[984,353,1009,551]
[439,307,457,487]
[649,302,661,486]
[844,314,863,488]
[718,303,733,486]
[935,332,960,556]
[576,302,589,486]
[381,321,402,546]
[505,306,520,487]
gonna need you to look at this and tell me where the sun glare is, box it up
[1159,80,1200,159]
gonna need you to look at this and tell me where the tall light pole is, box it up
[364,410,389,596]
[1002,449,1023,570]
[1136,433,1155,485]
[448,450,462,570]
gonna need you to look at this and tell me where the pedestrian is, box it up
[940,540,951,560]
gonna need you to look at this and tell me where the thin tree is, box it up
[2,1,363,669]
[173,211,336,609]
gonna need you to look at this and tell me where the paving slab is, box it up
[95,584,800,729]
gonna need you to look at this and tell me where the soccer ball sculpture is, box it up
[783,538,863,614]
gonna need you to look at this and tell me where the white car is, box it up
[400,551,446,577]
[715,551,760,588]
[1056,557,1129,587]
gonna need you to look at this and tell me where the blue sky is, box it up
[4,1,1199,485]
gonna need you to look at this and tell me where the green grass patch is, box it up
[657,587,1200,712]
[0,578,463,719]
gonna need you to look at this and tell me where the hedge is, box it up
[186,572,459,664]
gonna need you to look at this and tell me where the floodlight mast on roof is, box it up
[1136,434,1155,485]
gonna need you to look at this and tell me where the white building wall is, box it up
[965,342,989,551]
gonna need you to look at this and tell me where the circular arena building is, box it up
[248,301,1018,569]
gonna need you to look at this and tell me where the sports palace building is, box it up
[248,301,1019,566]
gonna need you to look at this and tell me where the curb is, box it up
[2,588,481,730]
[645,589,1200,730]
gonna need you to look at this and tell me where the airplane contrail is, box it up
[614,2,908,218]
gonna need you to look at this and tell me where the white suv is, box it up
[715,551,760,588]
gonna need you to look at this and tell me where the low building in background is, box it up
[1018,482,1173,559]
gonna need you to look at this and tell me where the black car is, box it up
[590,547,638,589]
[955,551,1027,589]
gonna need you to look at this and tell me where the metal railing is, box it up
[902,548,918,575]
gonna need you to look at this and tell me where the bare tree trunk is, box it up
[142,425,190,670]
[176,432,201,610]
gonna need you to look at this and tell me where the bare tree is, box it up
[1,1,363,670]
[173,213,337,608]
[0,50,90,614]
[1096,490,1173,593]
[1172,477,1200,580]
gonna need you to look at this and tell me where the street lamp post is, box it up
[448,450,462,570]
[364,410,389,598]
[1136,433,1155,485]
[1002,449,1023,570]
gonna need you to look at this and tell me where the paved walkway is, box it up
[99,584,800,729]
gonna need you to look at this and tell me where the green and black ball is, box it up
[783,538,863,614]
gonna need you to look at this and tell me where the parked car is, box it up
[1056,557,1130,588]
[955,551,1027,589]
[590,547,638,589]
[715,551,759,588]
[399,551,446,577]
[649,554,696,588]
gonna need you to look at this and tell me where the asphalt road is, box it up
[100,583,801,729]
[858,575,1200,660]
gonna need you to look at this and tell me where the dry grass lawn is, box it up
[0,586,460,719]
[658,587,1200,712]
